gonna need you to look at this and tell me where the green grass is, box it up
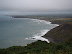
[0,40,72,54]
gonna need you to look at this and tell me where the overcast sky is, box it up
[0,0,72,12]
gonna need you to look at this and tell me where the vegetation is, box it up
[51,19,72,25]
[0,40,72,54]
[44,22,72,43]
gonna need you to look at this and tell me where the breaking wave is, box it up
[25,18,59,43]
[31,19,51,24]
[26,29,50,43]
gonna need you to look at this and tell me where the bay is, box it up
[0,15,58,48]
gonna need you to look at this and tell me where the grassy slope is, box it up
[0,40,72,54]
[44,22,72,43]
[50,18,72,25]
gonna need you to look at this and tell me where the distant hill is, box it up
[44,22,72,43]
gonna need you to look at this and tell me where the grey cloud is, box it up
[0,0,72,11]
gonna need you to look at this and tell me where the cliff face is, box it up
[44,23,72,43]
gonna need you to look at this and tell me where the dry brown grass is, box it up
[56,18,72,21]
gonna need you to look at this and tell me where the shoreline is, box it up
[12,16,72,43]
[12,16,59,43]
[0,15,72,49]
[12,15,72,25]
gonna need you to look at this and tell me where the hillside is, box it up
[44,22,72,43]
[0,40,72,54]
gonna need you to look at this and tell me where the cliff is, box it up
[44,22,72,43]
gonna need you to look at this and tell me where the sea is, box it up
[0,15,58,48]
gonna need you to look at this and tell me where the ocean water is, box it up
[0,15,58,48]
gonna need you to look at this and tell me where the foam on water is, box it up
[25,19,59,43]
[31,19,51,24]
[26,29,50,43]
[26,18,59,43]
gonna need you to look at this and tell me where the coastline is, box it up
[12,16,60,43]
[12,16,72,43]
[12,15,72,25]
[0,15,60,48]
[0,16,72,54]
